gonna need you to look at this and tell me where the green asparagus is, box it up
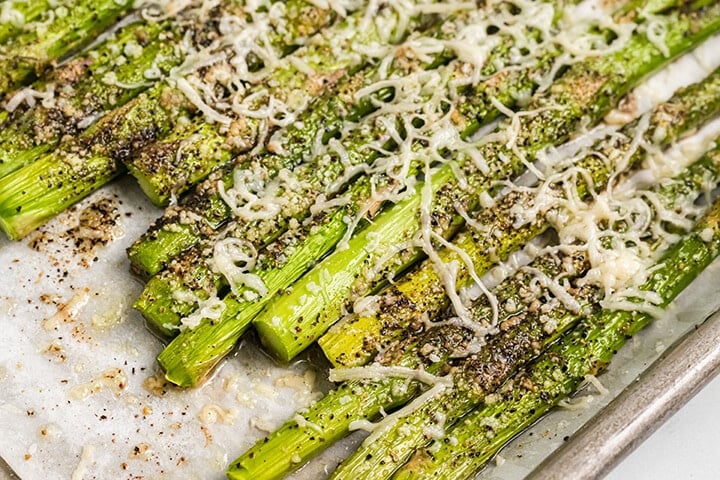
[131,0,678,277]
[0,0,56,46]
[0,0,343,240]
[253,1,720,362]
[394,174,720,479]
[149,0,599,383]
[127,0,562,278]
[0,0,136,96]
[227,141,720,480]
[0,0,325,180]
[226,321,470,479]
[319,63,720,367]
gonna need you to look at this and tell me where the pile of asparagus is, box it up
[3,0,720,478]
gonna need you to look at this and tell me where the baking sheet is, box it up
[530,308,720,479]
[2,34,720,480]
[475,256,720,479]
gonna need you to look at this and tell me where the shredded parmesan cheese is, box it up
[0,2,25,28]
[71,444,96,480]
[211,238,268,299]
[353,382,450,445]
[329,365,452,386]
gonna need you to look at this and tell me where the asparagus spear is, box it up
[325,141,720,479]
[135,2,547,332]
[394,172,720,480]
[0,1,55,45]
[151,0,693,383]
[0,13,184,179]
[252,1,720,362]
[0,0,137,96]
[0,0,344,240]
[319,63,720,367]
[127,0,564,278]
[131,0,676,275]
[148,0,608,378]
[227,144,720,480]
[124,0,472,207]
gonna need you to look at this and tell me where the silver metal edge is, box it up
[527,308,720,480]
[0,456,19,480]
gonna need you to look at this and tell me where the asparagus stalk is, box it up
[0,14,185,179]
[326,143,720,479]
[133,1,523,323]
[127,0,563,278]
[147,0,590,376]
[227,146,720,480]
[151,0,696,383]
[319,63,720,367]
[227,319,473,480]
[394,174,720,480]
[132,0,675,275]
[124,0,470,207]
[252,2,720,362]
[0,0,136,96]
[0,1,55,45]
[0,0,342,240]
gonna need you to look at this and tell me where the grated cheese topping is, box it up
[0,2,25,28]
[329,364,452,386]
[165,0,472,137]
[179,295,227,330]
[350,382,450,444]
[485,93,720,327]
[167,2,720,420]
[211,237,268,299]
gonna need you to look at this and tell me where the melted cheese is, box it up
[0,2,25,28]
[329,364,452,386]
[218,166,288,221]
[642,14,671,58]
[350,382,450,444]
[5,84,56,112]
[211,237,268,299]
[179,295,227,330]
